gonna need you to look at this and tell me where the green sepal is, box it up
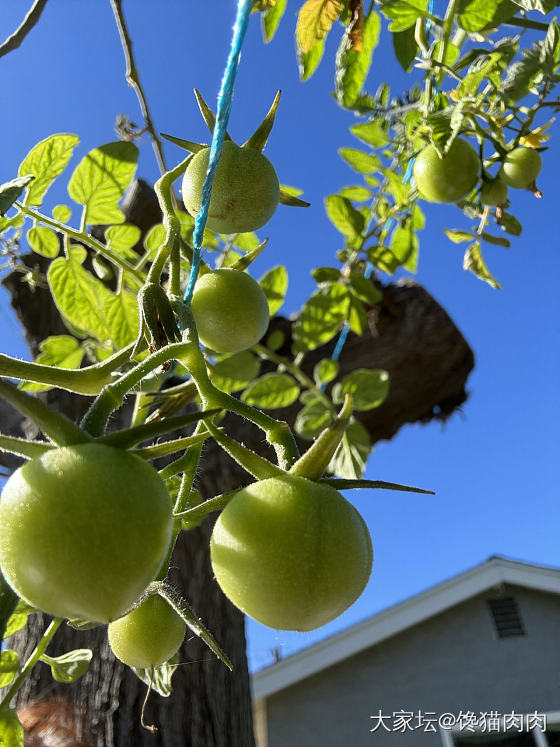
[204,419,285,480]
[279,188,311,207]
[130,653,178,697]
[320,478,435,494]
[194,89,232,140]
[137,283,181,353]
[242,90,281,151]
[289,395,352,481]
[132,431,210,460]
[173,489,236,522]
[229,238,268,271]
[100,410,219,449]
[0,434,54,460]
[160,133,206,153]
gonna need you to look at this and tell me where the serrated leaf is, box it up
[366,245,401,274]
[68,141,138,225]
[259,265,288,316]
[20,336,84,393]
[339,148,381,174]
[105,223,141,260]
[211,351,261,394]
[292,284,349,353]
[18,134,79,207]
[392,25,419,71]
[297,37,326,80]
[339,185,372,201]
[40,649,92,683]
[335,11,381,108]
[27,225,60,258]
[379,0,428,31]
[0,650,19,688]
[0,708,24,747]
[350,121,390,148]
[131,654,178,697]
[103,291,140,348]
[463,241,502,288]
[444,228,476,243]
[325,194,365,236]
[0,176,34,216]
[314,358,339,386]
[241,373,300,409]
[48,256,112,341]
[295,398,333,439]
[333,369,389,410]
[328,417,371,478]
[296,0,343,53]
[262,0,288,40]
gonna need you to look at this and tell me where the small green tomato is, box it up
[413,138,480,203]
[191,268,269,354]
[108,595,186,669]
[499,147,542,189]
[481,179,508,206]
[182,140,280,234]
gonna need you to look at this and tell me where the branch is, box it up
[0,0,48,59]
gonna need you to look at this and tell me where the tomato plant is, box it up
[481,179,508,207]
[190,268,270,353]
[499,147,543,189]
[210,475,373,632]
[413,139,480,204]
[108,594,186,669]
[0,444,173,623]
[182,140,280,234]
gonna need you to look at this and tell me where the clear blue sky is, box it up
[1,2,558,674]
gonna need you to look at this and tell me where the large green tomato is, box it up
[210,475,373,631]
[0,444,173,623]
[182,140,280,234]
[413,138,480,203]
[108,594,186,669]
[499,147,542,189]
[191,268,269,354]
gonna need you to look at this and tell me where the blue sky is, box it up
[1,1,558,673]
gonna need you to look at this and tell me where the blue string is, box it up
[183,0,254,306]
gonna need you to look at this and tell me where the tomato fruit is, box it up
[499,147,542,189]
[0,444,173,623]
[413,138,480,203]
[182,140,280,234]
[481,179,508,206]
[108,594,186,668]
[210,475,373,631]
[191,268,269,353]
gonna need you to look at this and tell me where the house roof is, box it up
[252,556,560,700]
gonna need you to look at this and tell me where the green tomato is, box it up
[210,475,373,632]
[182,140,280,234]
[108,594,186,669]
[499,147,542,189]
[191,268,269,354]
[481,179,508,206]
[413,138,480,203]
[0,444,173,623]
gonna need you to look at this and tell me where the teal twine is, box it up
[183,0,254,306]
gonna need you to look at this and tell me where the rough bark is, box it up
[0,180,474,746]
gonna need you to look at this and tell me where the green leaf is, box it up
[3,611,28,639]
[390,220,419,271]
[18,134,79,207]
[103,291,140,348]
[296,0,343,53]
[314,358,339,386]
[259,265,288,316]
[67,141,138,225]
[379,0,428,31]
[382,169,411,207]
[500,213,522,236]
[211,351,261,394]
[347,293,369,335]
[297,37,326,80]
[233,232,260,252]
[292,284,349,353]
[262,0,288,40]
[333,369,389,410]
[131,654,178,697]
[20,336,85,393]
[40,649,92,683]
[312,266,341,284]
[350,120,390,148]
[52,204,72,223]
[328,417,371,478]
[392,25,419,71]
[241,373,300,409]
[463,241,502,288]
[0,708,24,747]
[0,650,19,688]
[0,176,34,216]
[366,245,401,274]
[510,0,559,10]
[48,256,112,341]
[481,231,511,248]
[325,194,365,236]
[339,148,381,174]
[335,11,381,108]
[321,477,434,494]
[444,228,476,243]
[144,223,166,258]
[339,185,372,201]
[27,225,60,258]
[349,273,383,304]
[458,0,511,31]
[266,329,285,351]
[105,223,141,260]
[295,398,333,439]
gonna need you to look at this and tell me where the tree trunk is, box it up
[0,180,474,746]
